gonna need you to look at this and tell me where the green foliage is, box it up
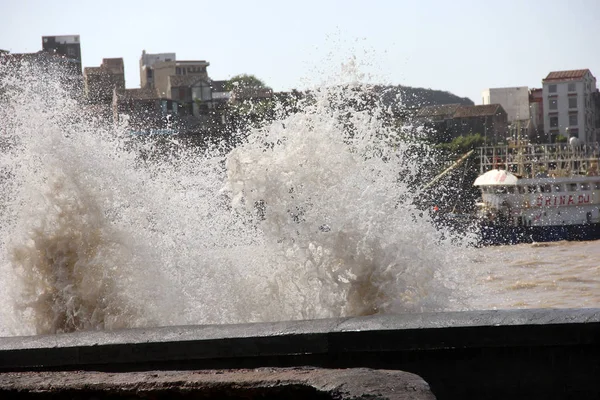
[555,134,568,143]
[225,74,269,91]
[435,133,485,155]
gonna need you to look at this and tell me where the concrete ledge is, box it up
[1,308,600,399]
[0,368,435,399]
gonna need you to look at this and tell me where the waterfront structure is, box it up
[542,69,598,143]
[482,87,530,123]
[474,141,600,245]
[84,58,125,104]
[508,119,532,143]
[42,35,82,75]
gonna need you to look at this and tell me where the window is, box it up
[554,184,563,192]
[518,186,526,194]
[544,184,552,193]
[176,67,181,75]
[568,183,577,191]
[549,98,558,110]
[581,183,590,191]
[568,83,576,92]
[569,114,578,126]
[569,96,577,108]
[507,186,515,194]
[549,84,557,93]
[594,182,600,190]
[550,116,559,128]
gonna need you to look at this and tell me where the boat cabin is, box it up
[474,143,600,228]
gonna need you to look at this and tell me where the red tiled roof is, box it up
[543,69,591,82]
[453,104,504,118]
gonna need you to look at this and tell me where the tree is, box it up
[225,74,269,91]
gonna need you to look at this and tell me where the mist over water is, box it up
[0,61,476,337]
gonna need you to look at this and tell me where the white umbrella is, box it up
[474,169,519,186]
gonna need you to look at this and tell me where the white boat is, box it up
[473,140,600,245]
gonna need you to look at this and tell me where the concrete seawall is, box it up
[1,308,599,399]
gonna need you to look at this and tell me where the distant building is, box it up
[84,58,125,104]
[42,35,82,75]
[1,50,83,96]
[139,51,210,98]
[210,80,231,104]
[542,69,597,143]
[482,87,530,123]
[594,90,600,136]
[112,87,179,134]
[139,50,176,89]
[451,104,508,143]
[168,75,213,116]
[528,88,545,141]
[415,104,508,143]
[414,104,461,141]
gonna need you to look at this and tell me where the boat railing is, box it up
[478,142,600,178]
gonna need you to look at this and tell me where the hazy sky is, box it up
[2,0,599,103]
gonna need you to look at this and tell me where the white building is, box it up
[542,69,597,143]
[481,87,530,123]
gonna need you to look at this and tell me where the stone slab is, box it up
[0,367,435,400]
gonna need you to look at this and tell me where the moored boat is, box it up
[474,140,600,245]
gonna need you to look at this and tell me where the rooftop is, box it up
[115,88,161,101]
[543,69,592,82]
[454,104,504,118]
[0,51,79,65]
[101,58,124,72]
[415,104,461,118]
[176,60,209,66]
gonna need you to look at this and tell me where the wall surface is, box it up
[1,308,599,399]
[482,87,530,122]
